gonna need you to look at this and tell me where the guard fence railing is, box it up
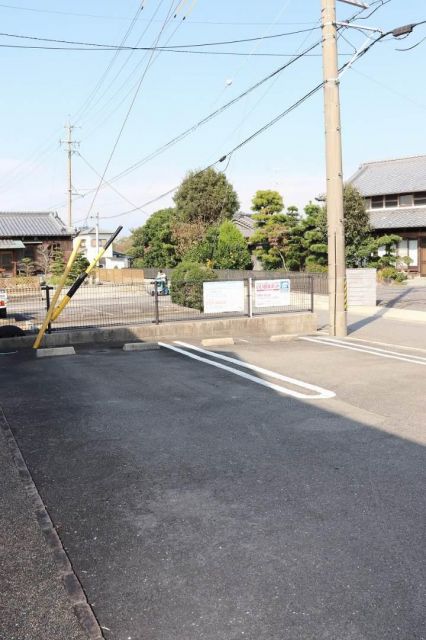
[0,273,315,334]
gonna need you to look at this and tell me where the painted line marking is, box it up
[300,337,426,366]
[159,341,335,400]
[315,337,426,362]
[344,337,426,354]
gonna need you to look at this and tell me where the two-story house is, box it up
[350,155,426,276]
[0,211,72,277]
[73,227,130,269]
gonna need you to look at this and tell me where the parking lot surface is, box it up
[0,327,425,640]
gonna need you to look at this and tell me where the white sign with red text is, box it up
[203,280,245,314]
[254,279,290,307]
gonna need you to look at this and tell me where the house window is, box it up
[397,239,418,266]
[384,194,398,207]
[371,196,384,208]
[399,194,413,207]
[91,238,105,247]
[414,191,426,205]
[0,252,13,270]
[79,239,86,248]
[364,198,371,209]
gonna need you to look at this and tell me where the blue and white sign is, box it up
[254,279,290,307]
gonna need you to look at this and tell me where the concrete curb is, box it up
[122,342,160,351]
[201,337,235,347]
[0,313,316,350]
[0,407,105,640]
[269,334,298,342]
[36,346,76,358]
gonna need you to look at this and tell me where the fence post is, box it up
[310,276,314,312]
[248,277,253,318]
[154,281,160,325]
[43,285,53,333]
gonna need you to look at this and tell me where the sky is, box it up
[0,0,425,234]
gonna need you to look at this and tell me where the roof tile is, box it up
[0,212,71,237]
[350,155,426,196]
[369,207,426,229]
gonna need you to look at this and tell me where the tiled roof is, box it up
[0,239,25,249]
[233,213,256,238]
[0,211,71,237]
[369,207,426,229]
[350,155,426,196]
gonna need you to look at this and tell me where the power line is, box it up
[77,152,148,214]
[0,42,350,57]
[86,39,323,190]
[72,2,146,124]
[0,3,318,25]
[0,26,322,50]
[95,28,400,223]
[76,0,176,132]
[83,0,180,224]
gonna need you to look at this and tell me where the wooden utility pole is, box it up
[321,0,347,337]
[60,123,79,229]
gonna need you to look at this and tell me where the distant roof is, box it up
[369,207,426,230]
[0,239,26,249]
[233,212,255,238]
[0,211,71,237]
[76,227,114,236]
[350,155,426,196]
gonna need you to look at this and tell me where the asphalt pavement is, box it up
[0,333,425,640]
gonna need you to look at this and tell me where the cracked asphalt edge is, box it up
[0,406,105,640]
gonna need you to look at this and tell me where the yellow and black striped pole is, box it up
[50,226,123,322]
[33,239,82,349]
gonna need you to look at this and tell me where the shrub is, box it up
[378,266,407,283]
[304,262,328,273]
[170,261,217,311]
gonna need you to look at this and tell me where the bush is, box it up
[170,261,217,311]
[378,266,407,283]
[304,262,328,273]
[394,271,408,283]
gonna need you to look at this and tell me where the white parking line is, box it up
[158,341,335,400]
[344,337,426,354]
[300,336,426,366]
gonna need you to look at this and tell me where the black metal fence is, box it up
[143,268,328,294]
[1,274,314,334]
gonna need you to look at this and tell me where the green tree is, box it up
[170,261,217,311]
[130,208,178,268]
[182,225,220,265]
[17,257,36,277]
[214,220,252,269]
[249,192,302,270]
[68,252,89,283]
[296,186,401,271]
[173,168,239,225]
[251,190,284,217]
[325,184,372,267]
[300,203,328,270]
[50,249,66,277]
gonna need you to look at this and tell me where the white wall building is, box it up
[73,227,130,269]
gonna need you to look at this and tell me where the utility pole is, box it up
[60,122,79,229]
[321,0,347,337]
[95,212,100,253]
